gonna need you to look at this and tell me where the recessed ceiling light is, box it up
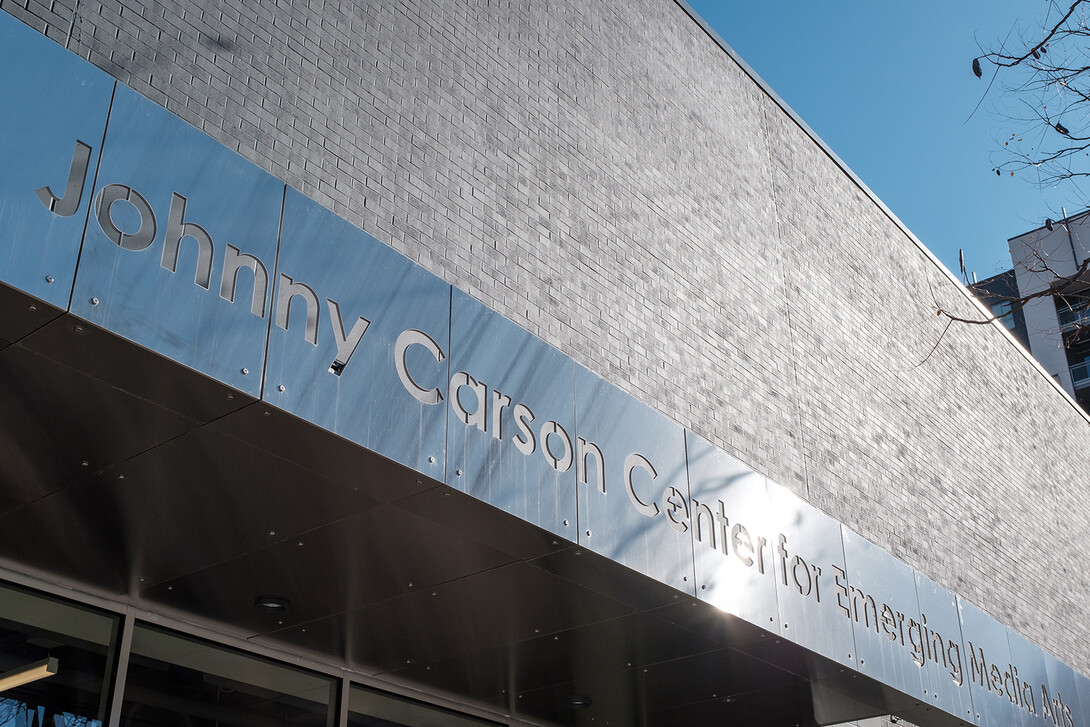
[254,596,290,613]
[566,694,592,709]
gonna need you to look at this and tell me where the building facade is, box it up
[1,1,1089,726]
[1004,211,1090,410]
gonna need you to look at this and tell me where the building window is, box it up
[990,301,1016,329]
[1055,296,1090,328]
[347,684,502,726]
[0,583,120,727]
[119,625,337,727]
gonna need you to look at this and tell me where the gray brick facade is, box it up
[4,0,1087,684]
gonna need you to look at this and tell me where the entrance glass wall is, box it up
[0,581,501,727]
[0,583,119,727]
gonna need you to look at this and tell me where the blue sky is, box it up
[684,1,1067,282]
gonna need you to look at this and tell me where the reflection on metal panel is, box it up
[70,84,283,395]
[686,431,777,628]
[912,573,974,722]
[0,11,113,310]
[958,596,1026,726]
[446,289,576,538]
[574,366,693,593]
[1007,628,1051,727]
[1076,668,1090,727]
[265,188,449,478]
[765,484,854,668]
[841,527,927,702]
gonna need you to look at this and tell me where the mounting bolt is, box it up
[241,368,249,375]
[89,297,99,306]
[45,275,54,284]
[277,385,285,392]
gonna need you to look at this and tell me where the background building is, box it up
[1,0,1089,726]
[1006,211,1090,410]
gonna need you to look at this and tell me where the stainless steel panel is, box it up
[911,573,975,722]
[0,12,113,309]
[957,596,1026,726]
[70,84,283,396]
[446,289,576,539]
[1042,656,1080,727]
[265,188,449,480]
[840,527,927,703]
[685,432,777,628]
[1006,628,1053,727]
[764,483,855,668]
[1076,668,1090,727]
[574,365,693,593]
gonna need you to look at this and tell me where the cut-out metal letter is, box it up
[274,274,320,344]
[36,140,92,217]
[95,184,157,251]
[450,371,487,432]
[162,192,214,289]
[394,329,445,404]
[327,297,370,373]
[577,437,605,493]
[220,244,268,317]
[541,420,573,472]
[623,453,660,518]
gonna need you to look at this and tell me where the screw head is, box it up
[277,385,285,392]
[89,297,99,306]
[241,368,249,375]
[45,275,54,284]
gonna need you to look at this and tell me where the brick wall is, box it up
[4,0,1089,678]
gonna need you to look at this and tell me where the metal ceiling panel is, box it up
[381,609,722,706]
[264,188,450,480]
[446,289,577,540]
[263,562,635,676]
[0,342,198,516]
[137,502,516,634]
[70,84,283,396]
[0,421,385,592]
[0,283,64,343]
[22,313,252,423]
[0,11,113,310]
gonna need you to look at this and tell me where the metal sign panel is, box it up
[841,527,927,702]
[575,366,693,593]
[70,84,283,395]
[0,11,113,310]
[686,431,777,628]
[446,289,576,538]
[1077,669,1090,727]
[958,596,1028,726]
[264,188,449,479]
[1041,652,1081,727]
[1007,628,1052,727]
[765,484,855,668]
[913,573,975,721]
